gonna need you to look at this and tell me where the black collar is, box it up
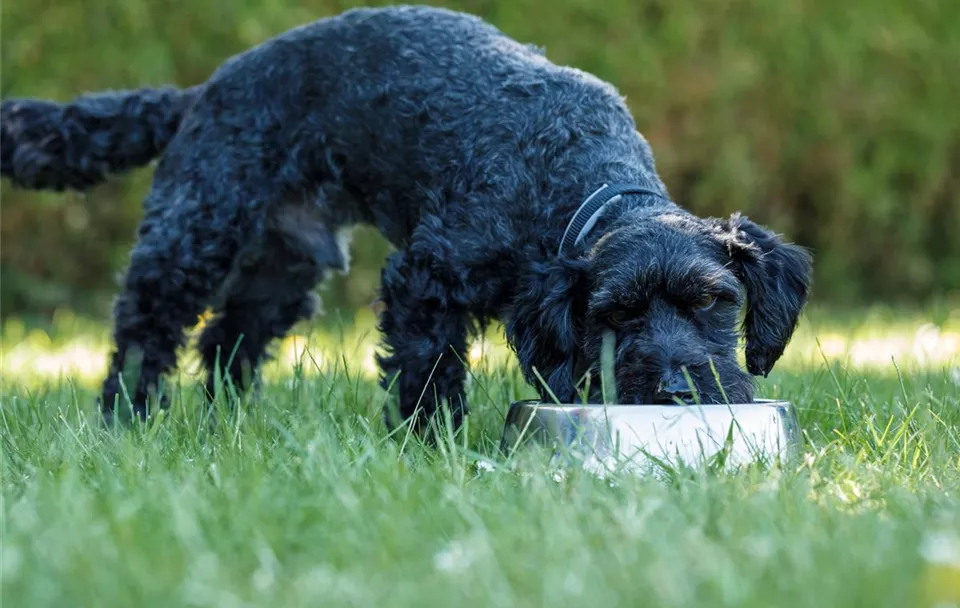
[558,182,668,256]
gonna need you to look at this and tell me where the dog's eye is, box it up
[607,310,630,328]
[696,294,717,312]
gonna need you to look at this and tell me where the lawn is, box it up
[2,304,959,607]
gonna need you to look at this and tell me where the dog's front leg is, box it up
[375,250,471,441]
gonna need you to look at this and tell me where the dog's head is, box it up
[507,209,812,404]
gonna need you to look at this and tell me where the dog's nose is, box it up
[655,371,693,402]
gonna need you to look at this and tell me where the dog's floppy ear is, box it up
[713,213,813,377]
[505,256,591,403]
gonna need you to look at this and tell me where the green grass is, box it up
[2,306,960,607]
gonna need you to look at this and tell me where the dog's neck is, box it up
[557,182,669,256]
[557,178,673,258]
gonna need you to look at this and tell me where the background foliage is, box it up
[2,0,958,321]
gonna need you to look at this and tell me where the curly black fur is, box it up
[1,5,812,436]
[1,86,200,191]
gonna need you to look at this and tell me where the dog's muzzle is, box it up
[653,369,694,404]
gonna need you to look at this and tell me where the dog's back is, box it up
[177,4,643,244]
[3,4,649,246]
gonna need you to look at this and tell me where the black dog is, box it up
[1,5,812,435]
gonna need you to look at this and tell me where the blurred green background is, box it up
[2,0,959,324]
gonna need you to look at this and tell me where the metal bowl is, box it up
[499,399,803,475]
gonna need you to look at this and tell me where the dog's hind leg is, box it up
[197,206,347,405]
[99,166,280,425]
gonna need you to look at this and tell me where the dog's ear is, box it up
[505,256,591,403]
[712,213,813,377]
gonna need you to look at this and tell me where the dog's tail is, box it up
[1,85,202,191]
